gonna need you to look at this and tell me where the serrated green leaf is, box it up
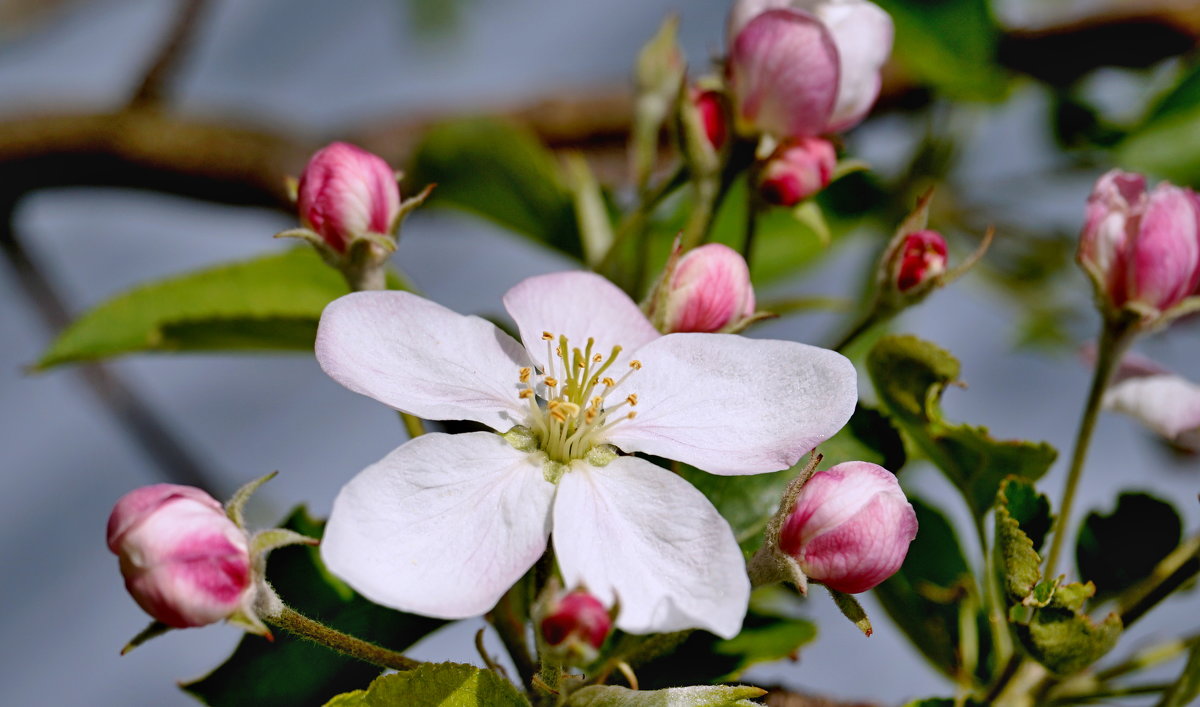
[875,497,980,678]
[1017,605,1122,677]
[873,0,1008,101]
[408,118,582,258]
[1076,493,1182,602]
[566,684,765,707]
[633,588,816,689]
[867,335,1057,518]
[995,478,1047,603]
[37,248,353,369]
[183,507,445,707]
[322,662,528,707]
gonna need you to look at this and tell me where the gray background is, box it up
[1,0,1197,704]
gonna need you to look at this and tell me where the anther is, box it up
[542,331,554,340]
[629,360,642,370]
[593,354,603,363]
[544,377,558,388]
[627,411,638,420]
[602,377,616,388]
[626,394,638,406]
[519,390,534,399]
[519,367,531,383]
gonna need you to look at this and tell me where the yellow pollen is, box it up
[542,331,554,340]
[602,377,616,387]
[519,389,534,399]
[576,359,586,369]
[519,367,531,383]
[627,411,638,420]
[626,394,638,406]
[555,346,562,357]
[593,354,603,363]
[629,360,642,370]
[544,377,558,388]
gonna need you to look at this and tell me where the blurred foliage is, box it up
[1076,492,1182,602]
[323,662,528,707]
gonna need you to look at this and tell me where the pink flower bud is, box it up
[1079,170,1200,317]
[728,0,893,135]
[758,137,837,206]
[297,142,401,253]
[892,230,948,293]
[540,590,611,661]
[779,462,917,594]
[661,243,756,333]
[727,9,840,139]
[693,88,729,152]
[107,484,252,628]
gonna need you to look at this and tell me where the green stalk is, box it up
[400,412,426,439]
[265,606,420,672]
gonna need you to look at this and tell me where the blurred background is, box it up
[2,0,1199,704]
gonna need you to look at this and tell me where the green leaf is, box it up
[322,662,528,707]
[1160,640,1200,707]
[995,478,1049,603]
[1076,493,1182,602]
[677,464,791,555]
[566,684,765,707]
[875,497,979,678]
[408,118,582,258]
[1017,601,1122,677]
[633,588,816,689]
[873,0,1008,101]
[37,248,353,369]
[820,404,908,472]
[1117,63,1200,186]
[866,335,1058,518]
[183,507,445,707]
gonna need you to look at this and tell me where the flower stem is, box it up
[741,168,763,266]
[264,605,421,672]
[489,581,537,690]
[1043,319,1132,576]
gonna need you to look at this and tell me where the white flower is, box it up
[315,271,857,638]
[1103,352,1200,452]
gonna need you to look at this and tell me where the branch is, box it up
[128,0,211,109]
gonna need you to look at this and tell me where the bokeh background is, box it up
[2,0,1199,704]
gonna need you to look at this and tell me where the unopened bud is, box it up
[539,590,612,664]
[1079,169,1200,326]
[107,485,253,628]
[692,88,729,152]
[778,461,917,594]
[758,137,837,206]
[659,243,757,333]
[297,142,401,254]
[892,229,948,293]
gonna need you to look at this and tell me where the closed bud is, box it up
[692,88,729,152]
[778,461,917,594]
[107,485,253,628]
[728,0,893,135]
[758,137,837,206]
[539,590,612,665]
[1079,170,1200,324]
[297,142,401,254]
[891,229,948,293]
[727,9,839,139]
[658,243,757,333]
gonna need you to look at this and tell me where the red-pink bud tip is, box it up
[758,137,837,206]
[693,89,729,152]
[540,591,611,651]
[660,243,757,333]
[894,230,948,293]
[296,142,401,253]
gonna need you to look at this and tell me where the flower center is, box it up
[516,331,641,466]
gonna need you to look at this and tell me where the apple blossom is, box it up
[1079,170,1200,326]
[107,484,253,629]
[758,137,837,206]
[1101,352,1200,452]
[727,0,893,138]
[315,271,857,638]
[778,461,917,594]
[297,142,401,255]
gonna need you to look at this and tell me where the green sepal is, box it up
[564,152,616,267]
[631,14,685,192]
[867,335,1057,519]
[226,471,278,529]
[792,200,831,248]
[251,528,320,557]
[827,588,872,637]
[565,684,766,707]
[321,662,529,707]
[120,620,172,655]
[226,605,272,639]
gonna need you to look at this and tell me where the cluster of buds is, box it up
[749,458,917,609]
[277,142,432,291]
[107,474,315,651]
[536,586,614,667]
[643,241,767,334]
[1078,169,1200,331]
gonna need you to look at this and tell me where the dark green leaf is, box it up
[183,507,445,707]
[37,249,352,369]
[1117,63,1200,187]
[820,404,907,472]
[1016,602,1121,677]
[408,118,582,257]
[1076,493,1182,602]
[873,0,1008,101]
[566,684,765,707]
[866,335,1057,518]
[875,497,979,678]
[322,662,528,707]
[634,588,816,689]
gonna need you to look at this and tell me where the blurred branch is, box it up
[128,0,210,109]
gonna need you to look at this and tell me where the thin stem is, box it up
[975,512,1014,679]
[740,169,762,266]
[490,581,537,690]
[400,412,426,439]
[599,165,686,282]
[1043,319,1132,576]
[1119,535,1200,628]
[984,654,1023,703]
[265,606,421,672]
[128,0,209,109]
[830,302,897,354]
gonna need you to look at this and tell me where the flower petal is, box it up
[553,456,749,638]
[320,432,555,619]
[606,333,857,475]
[817,0,894,131]
[317,291,531,431]
[1104,373,1200,450]
[502,271,661,370]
